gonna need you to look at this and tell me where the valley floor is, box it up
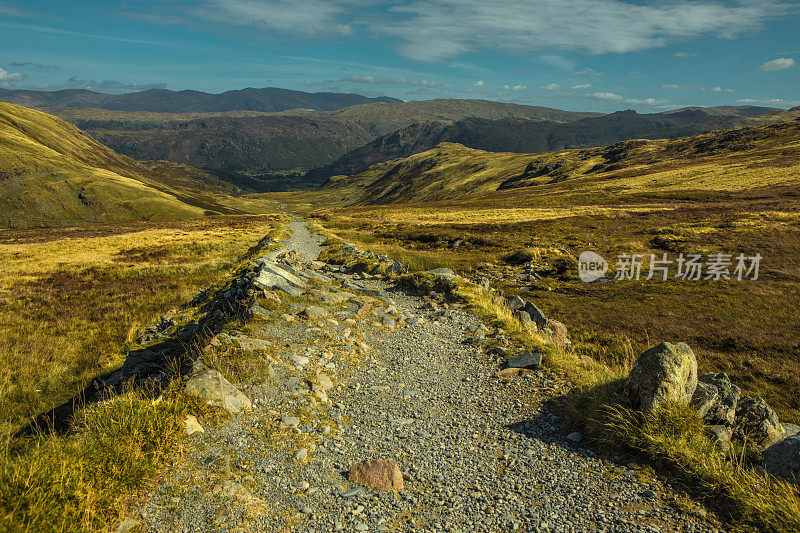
[135,222,717,532]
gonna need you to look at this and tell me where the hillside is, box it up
[326,99,602,136]
[306,116,800,206]
[0,87,400,113]
[0,102,247,227]
[310,108,755,179]
[42,100,604,186]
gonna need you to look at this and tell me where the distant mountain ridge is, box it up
[310,108,758,179]
[0,87,401,113]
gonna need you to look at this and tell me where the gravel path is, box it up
[135,222,718,533]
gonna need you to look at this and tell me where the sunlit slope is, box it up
[0,101,235,227]
[311,117,800,207]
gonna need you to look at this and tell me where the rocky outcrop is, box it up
[625,342,698,412]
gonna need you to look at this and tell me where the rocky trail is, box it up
[134,221,720,533]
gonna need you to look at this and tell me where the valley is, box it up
[1,86,799,532]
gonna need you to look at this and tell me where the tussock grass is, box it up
[0,382,199,532]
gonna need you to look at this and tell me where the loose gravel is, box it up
[136,223,719,533]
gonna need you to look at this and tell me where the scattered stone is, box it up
[342,486,363,498]
[184,415,205,435]
[545,319,570,346]
[784,423,800,437]
[294,448,308,461]
[764,436,800,483]
[248,301,272,319]
[507,295,525,311]
[115,517,141,533]
[216,480,252,502]
[516,310,534,329]
[348,458,404,492]
[184,369,252,414]
[523,301,548,329]
[506,352,542,369]
[625,342,698,413]
[697,372,740,426]
[302,306,329,320]
[316,373,334,391]
[290,355,310,367]
[427,268,456,279]
[281,415,301,429]
[691,382,719,419]
[566,432,583,443]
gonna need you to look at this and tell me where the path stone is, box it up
[348,458,404,492]
[184,369,252,414]
[625,342,698,413]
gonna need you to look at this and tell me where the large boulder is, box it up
[348,458,404,492]
[184,369,252,414]
[697,372,740,426]
[733,396,785,449]
[764,436,800,483]
[523,302,548,330]
[625,342,698,412]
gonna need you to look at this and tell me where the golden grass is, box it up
[0,215,284,437]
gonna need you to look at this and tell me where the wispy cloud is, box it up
[9,61,59,69]
[503,84,527,91]
[570,83,592,89]
[674,51,698,58]
[0,2,32,17]
[379,0,794,62]
[472,80,485,87]
[541,83,561,90]
[591,91,623,101]
[340,74,441,87]
[0,22,173,46]
[661,83,734,92]
[758,57,796,71]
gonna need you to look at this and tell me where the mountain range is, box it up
[0,87,400,113]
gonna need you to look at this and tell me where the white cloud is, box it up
[674,51,698,57]
[737,97,799,106]
[537,54,576,72]
[379,0,793,62]
[65,77,167,93]
[0,67,26,82]
[341,74,441,87]
[626,97,668,105]
[661,83,682,89]
[591,91,623,101]
[541,83,561,90]
[502,84,527,91]
[472,80,485,87]
[758,57,796,71]
[570,83,592,89]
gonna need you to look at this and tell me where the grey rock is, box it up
[704,425,732,450]
[507,295,525,311]
[734,395,785,449]
[698,372,740,426]
[282,415,301,429]
[764,436,800,482]
[302,306,329,320]
[427,268,457,280]
[248,301,272,319]
[625,342,698,413]
[690,382,719,419]
[516,310,534,329]
[566,432,583,443]
[184,369,252,414]
[523,302,548,329]
[506,353,542,369]
[784,423,800,437]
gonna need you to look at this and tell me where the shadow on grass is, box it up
[15,234,278,438]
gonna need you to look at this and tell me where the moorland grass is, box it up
[1,214,290,532]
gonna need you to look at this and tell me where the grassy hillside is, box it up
[0,101,258,227]
[310,109,757,179]
[328,98,602,136]
[286,116,800,425]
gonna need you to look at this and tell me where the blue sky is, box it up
[1,0,798,112]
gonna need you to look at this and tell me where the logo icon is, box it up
[578,251,608,282]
